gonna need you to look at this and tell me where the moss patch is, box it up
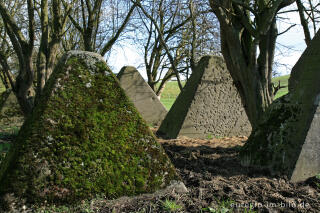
[240,30,320,180]
[240,94,303,175]
[0,51,179,208]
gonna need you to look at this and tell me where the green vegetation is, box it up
[0,143,10,164]
[0,81,4,93]
[207,134,213,140]
[202,198,234,213]
[161,199,183,212]
[0,55,178,208]
[159,75,289,110]
[202,197,257,213]
[272,75,289,99]
[157,81,185,110]
[315,174,320,188]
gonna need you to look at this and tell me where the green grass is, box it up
[202,197,257,213]
[161,199,183,212]
[159,75,290,110]
[0,143,11,153]
[157,81,185,110]
[272,75,289,99]
[202,198,234,213]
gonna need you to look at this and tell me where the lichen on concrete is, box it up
[0,51,180,208]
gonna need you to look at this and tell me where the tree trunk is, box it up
[209,0,296,130]
[36,0,49,96]
[15,55,34,116]
[218,20,275,130]
[156,83,165,99]
[296,0,312,46]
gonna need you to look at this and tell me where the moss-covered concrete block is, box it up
[240,30,320,182]
[157,55,251,139]
[117,66,167,126]
[0,51,180,207]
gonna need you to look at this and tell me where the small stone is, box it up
[167,181,189,194]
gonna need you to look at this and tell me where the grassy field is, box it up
[272,74,289,99]
[157,81,186,110]
[159,75,290,110]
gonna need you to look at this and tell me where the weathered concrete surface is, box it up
[0,51,180,208]
[291,96,320,182]
[0,90,24,130]
[117,66,167,126]
[157,55,251,139]
[240,30,320,182]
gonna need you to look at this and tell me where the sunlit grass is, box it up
[272,74,289,99]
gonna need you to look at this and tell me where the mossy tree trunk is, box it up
[209,0,295,130]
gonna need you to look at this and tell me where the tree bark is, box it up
[296,0,312,46]
[209,0,292,130]
[37,0,49,96]
[0,0,35,116]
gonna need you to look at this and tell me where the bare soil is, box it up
[98,134,320,213]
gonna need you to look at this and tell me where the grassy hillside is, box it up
[157,81,185,110]
[272,75,289,99]
[159,75,290,110]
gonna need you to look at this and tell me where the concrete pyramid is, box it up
[240,30,320,182]
[117,66,167,126]
[157,55,251,139]
[0,90,24,131]
[0,51,180,207]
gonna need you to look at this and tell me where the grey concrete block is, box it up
[157,56,251,139]
[117,66,167,126]
[289,31,320,182]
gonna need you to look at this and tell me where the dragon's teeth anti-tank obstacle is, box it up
[117,66,167,126]
[157,55,251,139]
[240,30,320,182]
[0,51,181,207]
